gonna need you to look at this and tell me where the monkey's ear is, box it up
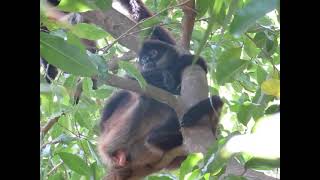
[112,149,128,167]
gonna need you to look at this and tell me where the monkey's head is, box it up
[138,40,179,73]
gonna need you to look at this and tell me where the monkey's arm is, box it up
[180,95,223,127]
[100,90,131,124]
[177,54,208,73]
[142,70,178,94]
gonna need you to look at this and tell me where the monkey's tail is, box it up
[117,0,176,45]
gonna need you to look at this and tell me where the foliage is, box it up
[40,0,280,179]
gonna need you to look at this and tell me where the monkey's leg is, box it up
[146,116,182,151]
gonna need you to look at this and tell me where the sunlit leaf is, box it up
[195,0,209,18]
[216,48,249,84]
[245,157,280,170]
[261,79,280,97]
[70,23,108,40]
[230,0,279,37]
[58,0,94,12]
[180,153,204,179]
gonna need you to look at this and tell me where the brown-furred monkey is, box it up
[97,1,224,179]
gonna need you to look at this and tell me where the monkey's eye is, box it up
[149,49,158,58]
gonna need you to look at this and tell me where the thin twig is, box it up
[41,113,64,136]
[47,161,64,176]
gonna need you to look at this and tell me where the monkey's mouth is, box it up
[142,63,156,72]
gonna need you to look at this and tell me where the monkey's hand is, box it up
[162,71,177,93]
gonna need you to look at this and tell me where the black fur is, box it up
[147,116,182,151]
[118,0,176,45]
[180,96,224,127]
[138,40,207,94]
[41,58,58,83]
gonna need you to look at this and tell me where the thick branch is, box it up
[81,8,141,52]
[179,0,196,50]
[179,65,215,154]
[104,73,178,108]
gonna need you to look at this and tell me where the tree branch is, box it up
[40,113,64,136]
[179,0,196,50]
[107,50,136,72]
[103,73,178,109]
[81,8,140,52]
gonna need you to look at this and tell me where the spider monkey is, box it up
[98,1,224,179]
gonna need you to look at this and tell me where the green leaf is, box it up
[237,102,252,125]
[58,0,94,12]
[203,139,235,175]
[70,23,108,40]
[87,141,104,166]
[66,31,86,53]
[245,157,280,170]
[147,175,175,180]
[118,61,147,90]
[48,172,64,180]
[256,66,267,85]
[253,32,267,48]
[75,110,92,130]
[216,48,249,85]
[265,104,280,114]
[40,32,98,77]
[185,169,202,180]
[250,103,265,120]
[94,86,113,99]
[230,0,278,37]
[213,0,224,15]
[236,73,257,92]
[58,152,91,176]
[243,35,260,58]
[82,77,94,97]
[195,0,210,18]
[179,153,204,179]
[95,0,112,11]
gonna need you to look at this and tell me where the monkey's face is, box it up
[139,49,161,72]
[138,40,179,73]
